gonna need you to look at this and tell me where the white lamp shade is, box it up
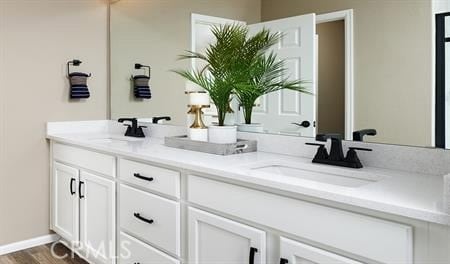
[185,80,204,93]
[189,92,210,106]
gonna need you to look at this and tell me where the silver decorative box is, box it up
[164,136,257,155]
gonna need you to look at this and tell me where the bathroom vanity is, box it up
[47,121,450,264]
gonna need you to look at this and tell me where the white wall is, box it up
[0,0,109,245]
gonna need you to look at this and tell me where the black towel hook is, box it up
[132,63,151,79]
[67,59,92,77]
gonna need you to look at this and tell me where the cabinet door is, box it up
[188,207,266,264]
[53,162,79,244]
[280,237,362,264]
[79,171,115,264]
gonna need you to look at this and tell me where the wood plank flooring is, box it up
[0,243,88,264]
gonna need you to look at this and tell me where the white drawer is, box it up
[119,158,180,198]
[187,175,413,264]
[119,184,180,256]
[53,143,115,177]
[119,232,179,264]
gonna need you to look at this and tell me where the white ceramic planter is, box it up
[237,123,264,133]
[208,125,237,144]
[189,128,208,142]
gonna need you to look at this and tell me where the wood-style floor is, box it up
[0,243,88,264]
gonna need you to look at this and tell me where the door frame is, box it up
[316,9,354,140]
[435,12,450,148]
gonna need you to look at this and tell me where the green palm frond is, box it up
[172,23,312,125]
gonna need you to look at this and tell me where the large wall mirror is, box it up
[110,0,450,149]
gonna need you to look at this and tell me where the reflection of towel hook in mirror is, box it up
[66,59,92,77]
[131,63,151,79]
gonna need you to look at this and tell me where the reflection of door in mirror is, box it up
[245,14,317,137]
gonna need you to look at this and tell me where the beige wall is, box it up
[110,0,261,124]
[0,0,108,245]
[317,20,345,135]
[262,0,433,146]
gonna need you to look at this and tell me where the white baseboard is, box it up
[0,234,60,256]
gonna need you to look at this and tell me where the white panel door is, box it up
[280,237,362,264]
[188,207,266,264]
[246,14,317,136]
[79,171,115,264]
[53,162,79,244]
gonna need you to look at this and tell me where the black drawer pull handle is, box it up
[79,181,85,199]
[280,258,289,264]
[70,178,76,195]
[134,213,154,224]
[133,173,154,182]
[249,247,258,264]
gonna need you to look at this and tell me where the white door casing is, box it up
[53,162,79,245]
[445,18,449,148]
[280,237,362,264]
[79,171,115,264]
[246,14,317,136]
[188,207,266,264]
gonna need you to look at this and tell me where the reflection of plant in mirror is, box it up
[232,31,311,125]
[173,24,247,126]
[173,23,311,126]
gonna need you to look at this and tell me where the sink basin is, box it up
[249,162,385,188]
[87,136,144,144]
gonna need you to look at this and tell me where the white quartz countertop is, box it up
[47,132,450,226]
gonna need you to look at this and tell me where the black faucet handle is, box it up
[152,116,171,124]
[353,129,377,141]
[349,147,372,152]
[305,142,324,146]
[305,143,329,160]
[118,117,138,127]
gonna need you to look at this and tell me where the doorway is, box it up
[316,20,345,136]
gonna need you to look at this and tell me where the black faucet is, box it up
[152,116,171,124]
[118,118,146,138]
[306,133,372,168]
[353,129,377,142]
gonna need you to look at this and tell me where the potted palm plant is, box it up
[174,24,247,143]
[231,29,310,132]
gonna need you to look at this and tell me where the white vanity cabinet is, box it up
[118,158,181,264]
[52,162,79,244]
[187,207,266,264]
[279,237,362,264]
[51,143,116,264]
[79,171,115,264]
[49,140,450,264]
